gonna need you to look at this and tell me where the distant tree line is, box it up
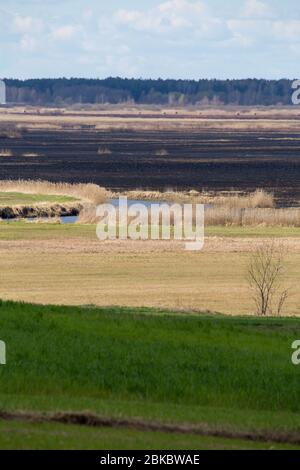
[3,78,295,106]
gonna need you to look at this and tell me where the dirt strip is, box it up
[0,237,300,254]
[0,411,300,446]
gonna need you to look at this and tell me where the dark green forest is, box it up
[4,78,295,106]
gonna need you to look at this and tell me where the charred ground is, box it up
[0,128,299,205]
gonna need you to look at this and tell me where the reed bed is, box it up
[78,204,300,227]
[77,204,101,224]
[0,180,108,205]
[97,147,112,155]
[205,207,300,227]
[0,149,13,157]
[112,189,275,208]
[207,190,275,209]
[22,153,41,158]
[155,149,169,156]
[0,125,22,139]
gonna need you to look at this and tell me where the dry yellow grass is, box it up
[0,149,13,157]
[77,190,297,227]
[0,233,299,316]
[97,147,112,155]
[22,152,41,158]
[209,190,275,209]
[0,180,108,205]
[155,148,169,156]
[2,106,300,131]
[205,207,300,227]
[111,189,275,208]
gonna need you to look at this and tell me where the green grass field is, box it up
[0,301,300,449]
[0,220,299,241]
[0,192,78,206]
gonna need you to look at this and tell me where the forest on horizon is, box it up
[3,77,295,106]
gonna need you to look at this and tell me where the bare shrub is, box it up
[250,189,274,208]
[209,190,274,209]
[22,152,41,158]
[0,124,21,139]
[155,149,169,156]
[0,149,13,157]
[77,204,99,224]
[98,147,112,155]
[247,241,290,316]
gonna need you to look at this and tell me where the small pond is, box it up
[2,199,210,224]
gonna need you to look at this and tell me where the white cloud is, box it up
[228,1,299,46]
[114,0,231,43]
[272,20,300,41]
[243,0,273,19]
[20,34,37,51]
[13,15,44,34]
[51,25,78,41]
[83,9,93,21]
[1,0,299,79]
[115,0,209,34]
[227,19,268,40]
[228,17,300,45]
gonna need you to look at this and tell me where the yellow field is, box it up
[0,224,299,315]
[2,106,300,132]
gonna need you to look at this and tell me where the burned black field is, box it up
[1,128,300,204]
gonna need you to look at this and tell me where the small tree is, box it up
[247,240,289,316]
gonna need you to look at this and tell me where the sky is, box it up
[0,0,300,80]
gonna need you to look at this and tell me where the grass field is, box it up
[0,420,298,450]
[0,217,299,449]
[0,222,299,315]
[0,220,300,240]
[2,420,298,450]
[0,109,299,451]
[0,192,77,206]
[0,301,300,449]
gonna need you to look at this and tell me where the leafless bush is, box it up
[250,190,274,208]
[0,149,13,157]
[98,147,112,155]
[247,240,290,316]
[206,189,274,209]
[22,152,41,158]
[0,124,21,139]
[155,148,169,156]
[77,204,99,224]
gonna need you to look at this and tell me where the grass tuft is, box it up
[0,149,13,157]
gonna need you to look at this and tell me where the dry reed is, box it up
[78,202,300,227]
[111,189,275,208]
[22,152,41,158]
[0,180,108,205]
[207,190,274,209]
[155,149,169,156]
[0,149,13,157]
[205,207,300,227]
[98,147,112,155]
[77,204,100,224]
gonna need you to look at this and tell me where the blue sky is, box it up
[1,0,300,79]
